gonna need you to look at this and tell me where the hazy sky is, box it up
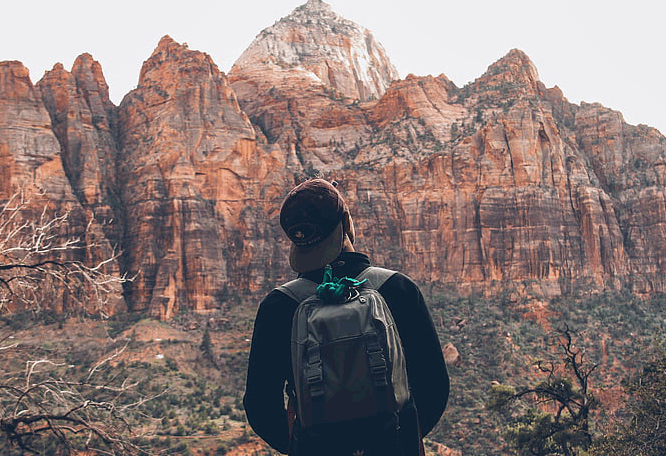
[3,0,664,134]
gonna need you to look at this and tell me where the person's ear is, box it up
[343,210,355,245]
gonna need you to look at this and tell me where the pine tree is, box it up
[200,327,215,365]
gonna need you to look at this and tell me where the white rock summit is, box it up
[231,0,399,101]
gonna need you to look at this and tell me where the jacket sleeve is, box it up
[380,273,449,436]
[243,290,296,454]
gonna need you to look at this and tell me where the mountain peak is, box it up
[137,36,222,93]
[71,53,113,107]
[467,48,541,100]
[230,1,398,100]
[490,48,540,82]
[0,61,38,101]
[299,0,332,12]
[157,35,177,49]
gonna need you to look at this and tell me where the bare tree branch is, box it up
[87,339,130,382]
[0,191,146,454]
[1,343,150,455]
[0,191,131,317]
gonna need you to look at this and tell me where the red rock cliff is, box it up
[1,2,666,318]
[117,36,290,319]
[0,60,125,315]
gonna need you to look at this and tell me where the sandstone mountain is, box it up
[231,0,398,101]
[1,0,665,318]
[0,58,125,315]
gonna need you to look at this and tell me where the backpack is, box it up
[278,266,411,429]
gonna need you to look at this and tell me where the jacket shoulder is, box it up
[276,278,317,304]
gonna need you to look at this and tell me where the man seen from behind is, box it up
[244,178,449,456]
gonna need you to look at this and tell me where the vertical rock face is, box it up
[37,55,121,242]
[117,36,289,319]
[284,48,662,297]
[0,61,125,315]
[1,1,666,318]
[572,103,666,293]
[0,62,71,200]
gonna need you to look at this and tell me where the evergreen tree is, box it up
[200,327,215,365]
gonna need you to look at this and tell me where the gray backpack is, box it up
[278,267,410,428]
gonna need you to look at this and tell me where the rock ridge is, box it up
[1,1,666,319]
[0,60,125,315]
[117,37,290,319]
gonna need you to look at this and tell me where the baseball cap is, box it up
[279,179,347,272]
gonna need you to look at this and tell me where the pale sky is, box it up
[3,0,664,135]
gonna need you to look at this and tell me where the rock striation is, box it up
[0,60,125,315]
[0,61,71,200]
[37,55,121,241]
[228,0,399,172]
[117,36,290,319]
[1,1,666,318]
[232,0,398,101]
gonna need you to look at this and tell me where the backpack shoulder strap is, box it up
[278,267,397,302]
[277,278,318,304]
[356,266,397,291]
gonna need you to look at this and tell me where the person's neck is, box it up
[341,236,355,253]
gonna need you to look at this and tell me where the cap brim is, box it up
[289,221,344,272]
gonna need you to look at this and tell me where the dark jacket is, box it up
[244,252,449,454]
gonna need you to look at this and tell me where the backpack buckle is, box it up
[304,363,324,399]
[343,287,360,302]
[304,363,323,383]
[367,351,388,387]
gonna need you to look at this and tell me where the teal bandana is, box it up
[316,264,367,302]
